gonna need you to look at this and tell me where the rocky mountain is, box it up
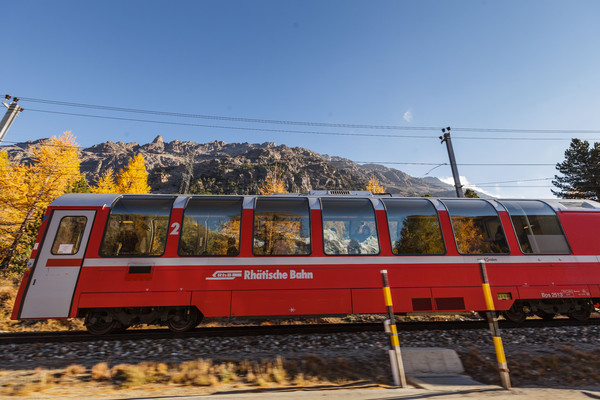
[2,136,458,196]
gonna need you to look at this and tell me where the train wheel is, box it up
[85,315,124,335]
[167,307,201,333]
[568,309,591,321]
[503,308,527,323]
[535,311,556,321]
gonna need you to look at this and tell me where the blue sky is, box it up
[3,1,600,198]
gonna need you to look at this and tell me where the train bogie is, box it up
[11,192,600,334]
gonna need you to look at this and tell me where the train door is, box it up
[19,210,96,319]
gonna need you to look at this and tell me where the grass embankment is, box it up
[0,356,382,397]
[2,348,600,396]
[461,347,600,387]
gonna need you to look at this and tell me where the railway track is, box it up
[2,318,599,345]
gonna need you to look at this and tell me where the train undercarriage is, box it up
[80,306,203,335]
[501,298,599,323]
[78,297,600,335]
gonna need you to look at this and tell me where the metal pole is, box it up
[479,261,511,389]
[380,269,407,388]
[440,127,464,198]
[0,96,24,144]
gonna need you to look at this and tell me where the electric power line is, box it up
[23,108,600,142]
[468,177,554,185]
[14,95,600,135]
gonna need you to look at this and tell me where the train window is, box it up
[443,199,509,254]
[500,200,570,254]
[253,198,311,256]
[179,198,242,256]
[51,216,87,255]
[321,198,379,255]
[382,199,445,255]
[100,197,174,257]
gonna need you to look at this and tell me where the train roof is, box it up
[49,192,600,212]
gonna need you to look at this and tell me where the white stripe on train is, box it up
[80,255,600,268]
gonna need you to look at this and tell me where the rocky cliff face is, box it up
[2,136,456,196]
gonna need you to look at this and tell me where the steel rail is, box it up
[1,318,599,345]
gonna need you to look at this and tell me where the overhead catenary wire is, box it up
[23,109,600,142]
[5,93,593,196]
[14,95,600,135]
[468,177,554,185]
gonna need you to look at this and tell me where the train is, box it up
[11,191,600,334]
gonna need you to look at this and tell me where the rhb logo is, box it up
[206,270,243,280]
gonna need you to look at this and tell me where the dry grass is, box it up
[460,346,600,387]
[0,273,21,331]
[0,367,57,396]
[0,355,381,396]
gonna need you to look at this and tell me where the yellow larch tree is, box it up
[366,175,385,194]
[90,167,118,194]
[259,164,287,195]
[116,153,151,194]
[0,152,28,253]
[90,154,150,194]
[0,132,81,269]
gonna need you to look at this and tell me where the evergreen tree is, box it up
[67,175,91,193]
[552,139,600,200]
[464,188,479,198]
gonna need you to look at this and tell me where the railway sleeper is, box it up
[81,306,203,335]
[503,298,598,323]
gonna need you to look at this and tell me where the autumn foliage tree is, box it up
[259,164,287,195]
[366,175,385,194]
[0,132,81,270]
[116,153,151,194]
[91,154,150,194]
[91,167,118,194]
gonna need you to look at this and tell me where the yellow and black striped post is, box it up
[479,261,511,389]
[381,269,407,388]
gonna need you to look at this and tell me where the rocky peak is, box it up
[2,137,459,197]
[152,135,164,144]
[145,135,165,152]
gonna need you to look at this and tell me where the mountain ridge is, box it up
[2,136,458,196]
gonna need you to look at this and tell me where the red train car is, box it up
[11,191,600,334]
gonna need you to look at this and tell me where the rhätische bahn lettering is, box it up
[245,269,313,280]
[206,269,313,281]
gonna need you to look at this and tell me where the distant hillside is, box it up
[2,136,458,196]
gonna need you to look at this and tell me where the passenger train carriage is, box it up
[11,191,600,334]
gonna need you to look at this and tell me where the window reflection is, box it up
[500,200,570,254]
[100,197,173,257]
[382,199,445,255]
[444,200,509,254]
[179,198,242,256]
[253,198,311,256]
[51,216,87,255]
[322,198,379,255]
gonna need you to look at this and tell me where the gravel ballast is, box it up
[1,324,599,388]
